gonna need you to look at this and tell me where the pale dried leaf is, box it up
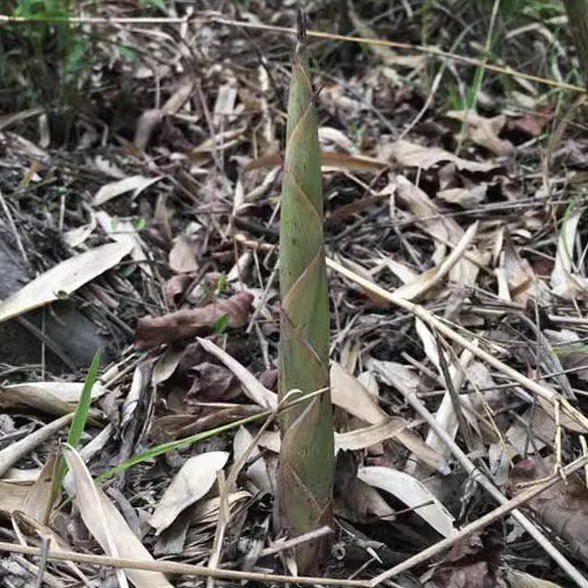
[190,491,251,526]
[152,347,185,386]
[358,466,456,537]
[63,213,97,248]
[234,427,272,493]
[330,361,386,424]
[22,450,59,522]
[550,206,588,298]
[537,396,586,434]
[150,451,229,534]
[415,318,443,370]
[11,511,91,585]
[169,236,199,273]
[0,242,133,324]
[394,222,478,301]
[319,127,358,154]
[0,381,106,415]
[64,446,173,588]
[383,140,500,172]
[0,482,31,513]
[96,211,150,276]
[93,175,164,206]
[334,361,449,472]
[437,185,487,208]
[446,111,515,155]
[335,418,407,452]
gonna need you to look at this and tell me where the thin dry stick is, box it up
[327,258,588,588]
[371,451,588,585]
[0,542,371,588]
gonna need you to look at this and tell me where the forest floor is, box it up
[1,1,588,587]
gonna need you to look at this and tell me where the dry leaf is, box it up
[134,291,253,349]
[0,242,133,324]
[234,427,273,493]
[96,211,151,276]
[437,185,487,208]
[134,81,195,150]
[358,466,456,537]
[394,222,479,301]
[335,418,408,452]
[506,569,565,588]
[0,381,106,416]
[508,456,588,566]
[22,450,59,523]
[64,446,174,588]
[149,451,229,534]
[330,361,387,424]
[332,362,449,473]
[446,111,515,155]
[169,236,199,273]
[93,175,163,206]
[550,206,588,298]
[383,140,501,173]
[244,151,388,173]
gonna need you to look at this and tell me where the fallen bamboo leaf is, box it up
[234,427,273,493]
[64,446,174,588]
[149,451,229,534]
[550,205,588,298]
[22,449,59,523]
[134,81,194,150]
[335,418,408,452]
[93,175,164,206]
[0,381,106,416]
[358,466,456,538]
[244,151,388,173]
[11,511,92,585]
[394,221,479,301]
[0,482,31,514]
[506,568,565,588]
[508,456,588,567]
[331,362,449,473]
[0,242,133,324]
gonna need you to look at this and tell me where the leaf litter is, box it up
[1,2,588,588]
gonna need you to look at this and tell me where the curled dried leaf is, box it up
[134,291,254,350]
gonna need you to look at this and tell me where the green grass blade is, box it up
[59,351,101,484]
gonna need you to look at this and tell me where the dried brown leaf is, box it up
[446,111,515,156]
[169,236,199,274]
[383,140,501,172]
[134,291,254,349]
